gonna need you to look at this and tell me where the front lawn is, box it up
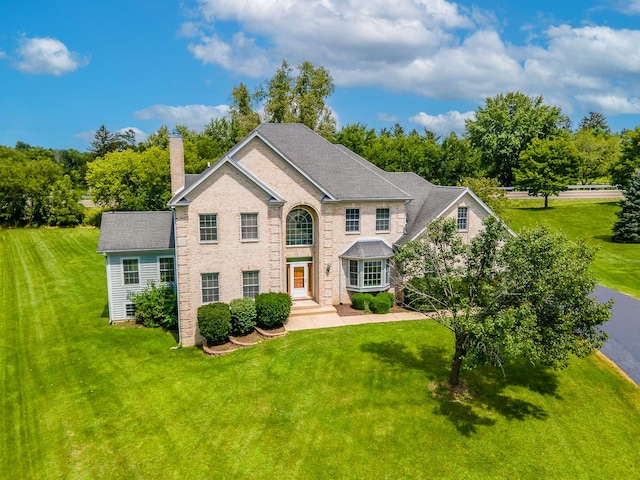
[502,198,640,299]
[2,228,640,479]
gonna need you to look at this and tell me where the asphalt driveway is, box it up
[595,285,640,385]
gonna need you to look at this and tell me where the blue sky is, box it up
[2,0,640,150]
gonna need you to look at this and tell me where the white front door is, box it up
[289,262,309,298]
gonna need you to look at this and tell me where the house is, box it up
[98,123,495,346]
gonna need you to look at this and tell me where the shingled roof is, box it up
[254,123,411,202]
[340,239,395,259]
[383,172,466,246]
[98,211,174,253]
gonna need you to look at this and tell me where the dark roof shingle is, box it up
[97,211,174,253]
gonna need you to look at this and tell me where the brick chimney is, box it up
[169,133,185,195]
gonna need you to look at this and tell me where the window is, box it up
[345,208,360,232]
[346,259,391,291]
[242,271,260,299]
[199,214,218,242]
[376,208,390,232]
[159,257,175,283]
[125,303,136,318]
[457,206,468,231]
[123,259,139,285]
[348,260,359,287]
[241,213,258,240]
[286,208,313,245]
[201,273,220,303]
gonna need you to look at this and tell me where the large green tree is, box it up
[514,137,580,207]
[395,217,611,388]
[89,125,136,158]
[573,129,619,185]
[612,169,640,243]
[465,92,567,186]
[610,127,640,189]
[86,147,171,211]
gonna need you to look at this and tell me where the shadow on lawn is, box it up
[361,341,561,437]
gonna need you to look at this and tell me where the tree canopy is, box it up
[610,127,640,189]
[395,217,611,388]
[465,92,568,186]
[612,168,640,243]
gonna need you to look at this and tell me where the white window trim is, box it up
[286,208,314,247]
[457,206,468,232]
[199,213,219,243]
[158,256,175,284]
[122,257,140,286]
[242,270,260,299]
[125,302,136,318]
[375,208,391,233]
[345,208,360,234]
[345,258,391,292]
[240,213,259,242]
[201,272,220,304]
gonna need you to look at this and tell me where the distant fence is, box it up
[499,184,619,192]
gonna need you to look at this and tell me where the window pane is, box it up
[201,273,220,303]
[199,214,218,242]
[345,208,360,232]
[159,257,175,283]
[363,261,382,287]
[123,259,139,285]
[125,303,136,317]
[457,207,468,230]
[286,208,313,245]
[241,213,258,240]
[242,271,260,299]
[349,260,359,287]
[376,208,390,231]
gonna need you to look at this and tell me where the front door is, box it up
[289,262,309,298]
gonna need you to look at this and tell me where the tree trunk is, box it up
[544,194,549,208]
[448,334,467,387]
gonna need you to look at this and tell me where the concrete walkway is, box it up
[285,310,427,331]
[595,286,640,386]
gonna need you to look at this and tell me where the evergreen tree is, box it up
[612,169,640,243]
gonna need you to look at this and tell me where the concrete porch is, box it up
[286,299,427,331]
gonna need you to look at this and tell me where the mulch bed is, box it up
[334,303,408,317]
[230,330,262,346]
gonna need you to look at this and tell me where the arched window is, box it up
[286,208,313,246]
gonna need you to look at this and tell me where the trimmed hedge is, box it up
[255,292,292,329]
[377,292,395,308]
[229,297,257,336]
[197,302,232,346]
[370,295,391,314]
[351,293,374,311]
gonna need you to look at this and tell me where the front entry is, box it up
[288,261,312,299]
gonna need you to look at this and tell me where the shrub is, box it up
[377,292,395,308]
[351,293,374,311]
[129,281,177,329]
[255,292,292,329]
[229,297,257,336]
[197,302,232,346]
[370,295,391,314]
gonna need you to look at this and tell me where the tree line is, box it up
[2,60,640,226]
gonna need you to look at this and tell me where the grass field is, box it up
[502,198,640,299]
[2,228,640,479]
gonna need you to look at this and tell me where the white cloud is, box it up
[618,1,640,15]
[73,127,150,144]
[409,110,474,135]
[377,112,399,123]
[118,127,149,143]
[0,50,7,59]
[183,0,640,117]
[13,37,88,75]
[133,104,230,130]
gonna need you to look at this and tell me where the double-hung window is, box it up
[159,257,175,283]
[346,259,391,291]
[345,208,360,232]
[201,273,220,303]
[241,213,258,241]
[457,206,468,231]
[123,259,139,285]
[376,208,390,232]
[242,271,260,299]
[199,214,218,242]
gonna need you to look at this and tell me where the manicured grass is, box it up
[2,228,640,479]
[502,198,640,299]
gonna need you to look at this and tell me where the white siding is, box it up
[105,250,175,321]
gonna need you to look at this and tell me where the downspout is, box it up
[338,257,343,304]
[171,206,182,347]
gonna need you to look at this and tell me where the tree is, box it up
[573,129,619,185]
[514,137,579,207]
[89,125,136,158]
[578,111,612,137]
[610,127,640,189]
[459,177,507,215]
[85,147,171,211]
[612,169,640,243]
[395,217,611,388]
[465,92,567,186]
[229,82,261,137]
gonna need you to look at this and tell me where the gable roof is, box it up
[237,123,412,202]
[98,211,174,253]
[169,155,285,207]
[383,172,468,245]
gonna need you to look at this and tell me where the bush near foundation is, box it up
[351,293,374,311]
[255,292,292,329]
[229,297,257,336]
[198,302,232,346]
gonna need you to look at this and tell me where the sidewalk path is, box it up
[595,285,640,386]
[285,310,427,331]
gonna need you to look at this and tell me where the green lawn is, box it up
[502,198,640,299]
[2,228,640,479]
